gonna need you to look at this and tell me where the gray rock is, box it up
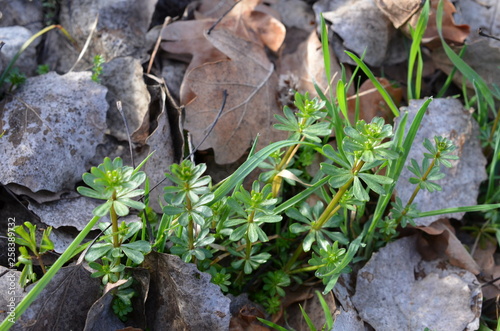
[0,71,108,196]
[41,0,158,72]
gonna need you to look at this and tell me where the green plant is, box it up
[91,54,105,83]
[13,222,54,287]
[0,24,74,97]
[77,156,152,319]
[257,290,334,331]
[5,68,26,92]
[0,155,152,329]
[36,64,50,75]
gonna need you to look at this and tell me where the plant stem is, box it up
[289,264,321,274]
[397,157,437,224]
[285,160,364,272]
[110,196,120,249]
[186,197,194,251]
[284,243,304,272]
[34,253,47,275]
[272,127,307,197]
[315,160,365,229]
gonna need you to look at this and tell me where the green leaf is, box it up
[254,215,282,223]
[229,224,248,241]
[113,200,130,216]
[121,246,144,264]
[85,243,113,262]
[352,177,369,201]
[77,186,104,199]
[93,200,113,217]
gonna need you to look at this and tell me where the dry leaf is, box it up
[417,219,480,274]
[374,0,423,28]
[432,0,500,90]
[84,268,150,330]
[472,239,500,301]
[229,305,270,331]
[376,0,470,48]
[162,0,286,104]
[394,98,487,227]
[142,252,231,330]
[184,29,287,164]
[11,264,101,331]
[317,0,407,66]
[352,235,481,330]
[278,30,342,98]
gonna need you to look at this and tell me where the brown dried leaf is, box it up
[184,29,287,164]
[11,264,101,331]
[161,19,229,104]
[374,0,423,28]
[142,252,231,330]
[432,0,500,90]
[402,0,470,48]
[417,219,480,274]
[162,0,285,104]
[318,0,407,66]
[229,306,270,331]
[278,30,342,98]
[472,239,500,301]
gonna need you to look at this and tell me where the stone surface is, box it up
[395,98,487,226]
[0,71,108,195]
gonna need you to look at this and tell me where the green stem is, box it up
[34,252,47,275]
[284,244,304,272]
[244,210,256,260]
[0,216,101,330]
[315,160,365,230]
[396,157,437,224]
[271,120,307,197]
[110,196,119,248]
[285,160,364,272]
[186,197,194,251]
[109,193,122,280]
[289,264,321,275]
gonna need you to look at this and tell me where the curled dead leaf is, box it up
[417,219,480,274]
[184,28,287,164]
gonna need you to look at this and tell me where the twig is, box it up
[147,16,172,75]
[116,101,135,168]
[478,28,500,42]
[207,0,242,34]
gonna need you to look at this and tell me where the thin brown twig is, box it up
[147,16,172,75]
[207,0,242,34]
[478,28,500,42]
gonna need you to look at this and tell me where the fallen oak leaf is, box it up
[379,0,470,49]
[278,30,343,99]
[184,28,287,164]
[161,19,229,104]
[417,219,480,275]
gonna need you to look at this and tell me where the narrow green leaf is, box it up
[345,51,400,117]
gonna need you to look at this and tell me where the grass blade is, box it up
[345,51,400,117]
